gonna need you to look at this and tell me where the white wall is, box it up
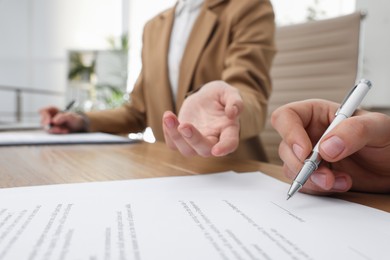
[0,0,123,123]
[272,0,355,25]
[0,0,30,88]
[356,0,390,108]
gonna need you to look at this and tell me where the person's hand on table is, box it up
[271,99,390,195]
[162,80,243,157]
[39,106,87,134]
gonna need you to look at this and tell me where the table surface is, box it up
[0,141,389,213]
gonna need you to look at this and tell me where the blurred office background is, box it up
[0,0,389,126]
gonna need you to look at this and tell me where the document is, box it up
[0,122,41,131]
[0,172,388,260]
[0,130,135,146]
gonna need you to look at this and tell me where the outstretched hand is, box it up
[162,81,243,157]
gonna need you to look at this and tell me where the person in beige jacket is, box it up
[40,0,276,161]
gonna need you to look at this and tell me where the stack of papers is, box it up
[0,171,388,259]
[0,130,135,146]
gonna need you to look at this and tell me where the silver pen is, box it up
[287,79,372,200]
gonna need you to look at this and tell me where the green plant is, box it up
[107,32,129,51]
[68,52,96,81]
[95,84,127,109]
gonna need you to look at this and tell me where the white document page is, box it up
[0,130,135,146]
[0,172,388,260]
[0,122,41,131]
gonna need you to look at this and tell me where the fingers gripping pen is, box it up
[287,79,372,200]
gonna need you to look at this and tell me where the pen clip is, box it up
[335,84,358,116]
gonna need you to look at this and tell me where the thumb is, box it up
[223,88,243,119]
[319,112,390,162]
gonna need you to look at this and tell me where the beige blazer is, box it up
[87,0,276,161]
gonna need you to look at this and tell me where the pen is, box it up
[45,99,76,130]
[63,99,76,112]
[287,79,372,200]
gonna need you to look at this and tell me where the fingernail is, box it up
[293,144,304,160]
[321,136,345,159]
[231,105,239,117]
[333,176,348,191]
[180,127,192,138]
[310,172,327,189]
[164,118,175,129]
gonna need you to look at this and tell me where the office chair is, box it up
[261,12,364,165]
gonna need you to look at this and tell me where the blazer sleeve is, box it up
[222,0,276,140]
[86,72,147,134]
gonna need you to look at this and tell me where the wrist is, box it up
[75,111,90,132]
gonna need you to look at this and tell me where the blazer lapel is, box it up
[176,1,223,109]
[155,8,176,112]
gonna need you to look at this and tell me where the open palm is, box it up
[163,81,243,157]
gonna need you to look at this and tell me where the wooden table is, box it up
[0,141,389,212]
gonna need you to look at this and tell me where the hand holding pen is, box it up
[39,100,89,134]
[286,79,372,199]
[271,79,390,196]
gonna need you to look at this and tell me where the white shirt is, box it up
[168,0,204,100]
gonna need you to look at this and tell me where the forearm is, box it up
[222,0,275,139]
[86,103,146,134]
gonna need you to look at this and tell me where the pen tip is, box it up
[286,195,291,200]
